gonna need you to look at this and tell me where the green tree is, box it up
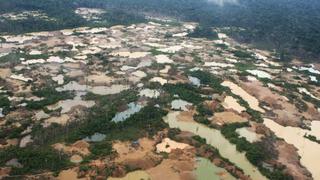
[0,37,5,48]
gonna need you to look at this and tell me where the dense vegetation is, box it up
[189,70,263,122]
[164,83,204,104]
[0,0,145,34]
[187,25,218,39]
[30,90,168,145]
[0,52,22,65]
[0,95,10,110]
[26,87,74,110]
[1,0,320,59]
[188,70,228,93]
[0,90,168,175]
[0,146,70,175]
[232,50,253,59]
[221,123,293,180]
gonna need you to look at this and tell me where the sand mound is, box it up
[53,140,90,156]
[156,138,190,153]
[211,111,248,125]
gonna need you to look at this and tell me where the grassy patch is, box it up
[235,62,256,71]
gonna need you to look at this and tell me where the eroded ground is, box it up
[0,17,319,180]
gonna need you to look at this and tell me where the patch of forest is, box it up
[1,0,320,60]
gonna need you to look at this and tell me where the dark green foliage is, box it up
[26,87,74,109]
[100,10,146,27]
[23,53,49,60]
[221,123,266,163]
[189,70,228,93]
[283,82,300,90]
[0,95,10,108]
[149,48,172,56]
[31,123,66,145]
[64,90,167,143]
[215,43,228,49]
[0,119,32,139]
[190,52,202,63]
[193,114,211,125]
[6,127,24,139]
[164,32,173,38]
[89,141,114,158]
[193,103,212,125]
[192,135,206,144]
[0,0,145,34]
[0,37,5,43]
[0,146,70,175]
[188,70,263,122]
[246,108,263,123]
[167,128,181,140]
[304,134,320,144]
[164,83,203,104]
[302,94,320,108]
[0,52,21,65]
[115,106,168,139]
[196,103,213,116]
[245,143,266,165]
[0,0,86,34]
[232,50,253,59]
[83,105,166,142]
[234,62,256,71]
[27,90,168,174]
[221,123,292,180]
[84,90,138,104]
[1,0,320,59]
[262,169,293,180]
[230,94,263,123]
[188,25,218,39]
[281,82,319,110]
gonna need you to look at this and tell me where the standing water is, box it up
[163,111,266,180]
[195,157,236,180]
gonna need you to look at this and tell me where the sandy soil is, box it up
[241,80,306,126]
[0,139,18,149]
[108,170,151,180]
[70,154,83,163]
[43,114,70,127]
[211,111,248,125]
[146,149,196,180]
[156,138,190,153]
[241,80,288,107]
[222,81,265,113]
[113,138,155,163]
[222,96,246,113]
[303,101,320,121]
[0,68,11,78]
[85,72,114,85]
[113,138,162,170]
[53,140,90,156]
[264,118,320,179]
[0,167,11,179]
[176,110,196,123]
[276,141,312,180]
[58,168,86,180]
